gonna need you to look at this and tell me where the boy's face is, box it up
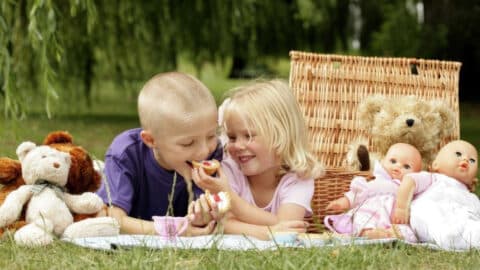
[381,144,422,180]
[432,140,478,187]
[142,108,218,180]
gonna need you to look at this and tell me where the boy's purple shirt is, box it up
[96,128,223,220]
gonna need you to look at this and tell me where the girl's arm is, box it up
[193,167,280,225]
[227,191,279,225]
[392,176,416,224]
[224,216,307,240]
[193,167,310,225]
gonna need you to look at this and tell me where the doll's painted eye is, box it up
[390,158,397,164]
[404,164,411,170]
[469,158,476,164]
[455,151,462,157]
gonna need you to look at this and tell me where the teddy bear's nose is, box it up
[53,162,60,168]
[406,119,415,127]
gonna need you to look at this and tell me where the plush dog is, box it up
[0,131,119,246]
[346,95,456,171]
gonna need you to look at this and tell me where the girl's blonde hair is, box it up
[222,79,324,179]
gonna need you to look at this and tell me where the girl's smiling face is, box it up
[225,113,280,177]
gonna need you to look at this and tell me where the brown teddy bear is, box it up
[0,131,104,235]
[346,95,456,171]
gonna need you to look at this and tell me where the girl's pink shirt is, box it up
[221,157,314,216]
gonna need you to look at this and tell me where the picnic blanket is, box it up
[64,234,398,251]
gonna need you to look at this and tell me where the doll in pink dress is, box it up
[393,140,479,250]
[324,143,422,242]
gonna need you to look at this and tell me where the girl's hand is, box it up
[326,197,350,211]
[192,166,230,194]
[392,207,409,224]
[269,220,309,234]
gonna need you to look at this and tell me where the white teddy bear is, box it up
[0,141,117,246]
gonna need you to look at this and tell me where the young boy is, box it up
[97,72,223,236]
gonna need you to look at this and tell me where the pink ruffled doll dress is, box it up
[324,162,418,242]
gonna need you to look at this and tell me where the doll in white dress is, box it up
[393,140,479,250]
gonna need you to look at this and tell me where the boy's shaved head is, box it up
[138,72,216,135]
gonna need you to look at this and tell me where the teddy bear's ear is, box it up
[16,141,37,162]
[429,100,456,137]
[358,95,385,127]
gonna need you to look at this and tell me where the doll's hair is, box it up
[222,79,324,179]
[138,72,216,136]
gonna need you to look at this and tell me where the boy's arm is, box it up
[98,205,216,236]
[99,205,156,234]
[392,176,416,224]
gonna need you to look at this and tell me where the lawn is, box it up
[0,239,479,270]
[0,71,479,269]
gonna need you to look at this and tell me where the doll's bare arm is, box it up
[392,176,416,224]
[0,185,33,227]
[64,192,104,214]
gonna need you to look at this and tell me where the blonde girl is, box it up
[193,80,324,240]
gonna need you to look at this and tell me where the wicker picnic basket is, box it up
[288,51,462,232]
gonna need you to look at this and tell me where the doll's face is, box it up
[381,143,422,180]
[432,140,478,187]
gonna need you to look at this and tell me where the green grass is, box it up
[0,71,480,268]
[0,239,479,270]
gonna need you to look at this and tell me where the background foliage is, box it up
[0,0,479,118]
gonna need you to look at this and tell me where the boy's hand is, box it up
[192,166,230,194]
[392,207,409,224]
[188,195,213,226]
[181,220,216,237]
[326,197,350,211]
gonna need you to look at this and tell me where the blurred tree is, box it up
[1,0,478,118]
[422,0,480,101]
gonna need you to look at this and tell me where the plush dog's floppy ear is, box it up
[358,95,386,128]
[16,142,36,162]
[0,157,22,184]
[43,131,73,145]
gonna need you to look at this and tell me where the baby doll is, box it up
[325,143,422,242]
[393,140,479,250]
